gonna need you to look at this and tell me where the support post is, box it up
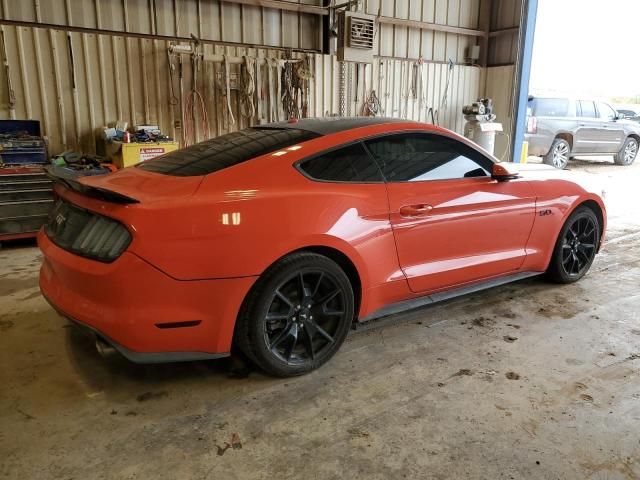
[511,0,538,163]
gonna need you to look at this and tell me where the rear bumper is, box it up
[524,133,553,157]
[38,230,257,362]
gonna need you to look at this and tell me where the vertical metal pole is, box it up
[511,0,538,163]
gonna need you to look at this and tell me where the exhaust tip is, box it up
[95,337,116,357]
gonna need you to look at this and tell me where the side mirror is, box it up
[492,162,519,181]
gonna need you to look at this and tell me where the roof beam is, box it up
[219,0,328,16]
[376,16,486,37]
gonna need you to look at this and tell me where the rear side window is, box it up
[579,100,597,118]
[530,98,570,117]
[298,143,383,183]
[138,127,319,176]
[365,133,492,182]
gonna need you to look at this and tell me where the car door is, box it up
[364,132,536,294]
[574,100,601,154]
[596,102,626,153]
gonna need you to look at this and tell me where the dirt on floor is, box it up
[1,157,640,480]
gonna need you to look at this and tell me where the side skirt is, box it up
[354,271,542,331]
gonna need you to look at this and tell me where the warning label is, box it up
[139,147,166,162]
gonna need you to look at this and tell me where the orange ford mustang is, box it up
[39,118,606,376]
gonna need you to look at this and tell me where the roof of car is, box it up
[258,117,415,135]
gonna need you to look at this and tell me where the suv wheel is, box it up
[614,137,638,165]
[543,138,570,169]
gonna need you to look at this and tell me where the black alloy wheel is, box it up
[546,206,600,283]
[265,270,345,364]
[561,215,597,277]
[235,252,354,377]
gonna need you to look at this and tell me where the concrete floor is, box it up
[1,157,640,480]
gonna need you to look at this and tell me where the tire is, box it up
[543,138,571,169]
[614,137,638,165]
[234,252,354,377]
[545,206,600,284]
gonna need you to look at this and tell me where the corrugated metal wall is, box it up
[1,0,324,50]
[0,0,516,156]
[488,0,522,66]
[363,0,481,61]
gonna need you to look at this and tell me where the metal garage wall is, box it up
[315,56,482,133]
[362,0,481,62]
[488,0,522,66]
[0,0,489,156]
[0,0,323,50]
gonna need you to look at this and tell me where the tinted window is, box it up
[531,98,570,117]
[138,127,319,176]
[579,100,597,118]
[298,143,383,182]
[365,133,492,182]
[598,102,616,120]
[617,109,636,117]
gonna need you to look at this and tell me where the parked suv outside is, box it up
[525,96,640,168]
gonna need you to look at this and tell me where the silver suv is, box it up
[525,96,640,168]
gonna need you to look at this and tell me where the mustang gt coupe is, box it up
[39,118,606,377]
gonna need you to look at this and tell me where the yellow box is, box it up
[107,141,179,169]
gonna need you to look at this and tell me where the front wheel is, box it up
[614,137,638,165]
[234,252,354,377]
[543,138,571,169]
[546,207,600,283]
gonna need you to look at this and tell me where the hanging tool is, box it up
[437,58,455,126]
[0,27,16,119]
[222,54,236,126]
[178,54,186,144]
[255,57,263,124]
[276,58,283,120]
[240,56,256,120]
[362,90,382,116]
[267,58,277,122]
[354,63,360,109]
[184,51,209,145]
[166,50,179,106]
[281,51,299,120]
[296,55,313,118]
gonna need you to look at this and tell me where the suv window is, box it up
[138,127,320,176]
[579,100,597,118]
[529,98,570,117]
[597,102,616,120]
[364,133,492,182]
[298,143,383,183]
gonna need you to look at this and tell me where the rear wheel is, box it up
[234,252,354,377]
[614,137,638,165]
[543,138,571,169]
[546,207,600,283]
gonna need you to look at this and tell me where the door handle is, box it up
[399,204,433,217]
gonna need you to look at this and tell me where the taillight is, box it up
[45,200,132,262]
[527,116,537,134]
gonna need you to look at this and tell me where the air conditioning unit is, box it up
[337,11,377,63]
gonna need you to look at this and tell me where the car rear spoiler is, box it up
[44,166,140,204]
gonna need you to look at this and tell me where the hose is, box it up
[183,53,209,145]
[362,90,382,116]
[240,56,256,119]
[281,56,299,120]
